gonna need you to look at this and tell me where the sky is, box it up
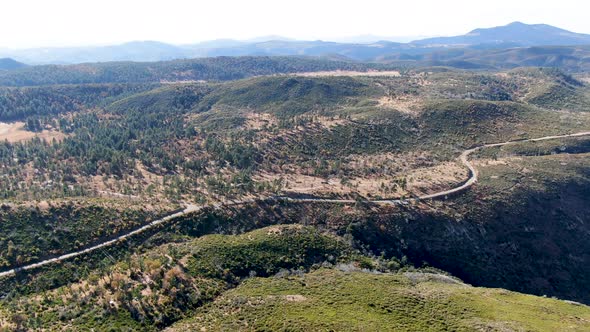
[1,0,588,48]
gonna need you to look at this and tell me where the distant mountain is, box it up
[0,40,421,64]
[2,22,590,64]
[332,34,433,44]
[193,40,416,60]
[1,41,190,64]
[0,58,27,70]
[98,41,187,61]
[413,22,590,46]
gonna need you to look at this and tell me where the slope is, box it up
[168,268,590,332]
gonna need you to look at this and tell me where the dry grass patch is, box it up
[404,161,468,195]
[312,115,347,129]
[344,151,435,175]
[0,122,67,143]
[377,96,422,115]
[259,151,470,198]
[0,309,16,331]
[293,70,401,77]
[243,112,278,130]
[472,158,512,167]
[256,158,468,198]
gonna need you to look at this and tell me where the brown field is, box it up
[0,122,67,143]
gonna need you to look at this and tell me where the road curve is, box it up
[285,131,590,205]
[1,131,589,278]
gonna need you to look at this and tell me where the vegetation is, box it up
[4,219,588,331]
[231,149,590,304]
[0,225,350,331]
[170,269,590,332]
[0,84,156,121]
[0,200,172,268]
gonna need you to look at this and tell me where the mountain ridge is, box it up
[2,22,590,64]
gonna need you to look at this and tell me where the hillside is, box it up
[168,269,590,332]
[0,225,350,330]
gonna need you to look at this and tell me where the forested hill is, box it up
[0,56,391,86]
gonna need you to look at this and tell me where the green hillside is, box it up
[169,269,590,332]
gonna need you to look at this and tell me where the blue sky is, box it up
[1,0,587,48]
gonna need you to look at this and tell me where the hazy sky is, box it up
[1,0,587,48]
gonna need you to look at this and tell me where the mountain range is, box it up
[1,22,590,65]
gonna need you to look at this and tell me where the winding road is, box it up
[1,131,589,278]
